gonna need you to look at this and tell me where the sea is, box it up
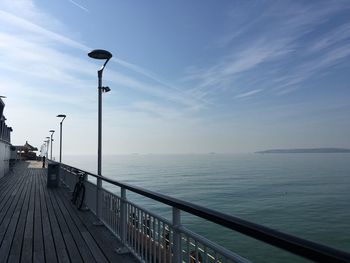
[63,153,350,262]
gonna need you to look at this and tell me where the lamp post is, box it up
[45,137,50,159]
[49,130,55,160]
[43,140,47,155]
[88,49,112,222]
[56,114,66,163]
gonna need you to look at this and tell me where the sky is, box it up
[1,0,350,156]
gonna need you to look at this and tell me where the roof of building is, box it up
[15,141,38,152]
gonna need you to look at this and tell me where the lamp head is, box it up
[57,114,66,118]
[102,86,111,93]
[88,49,112,60]
[49,130,55,133]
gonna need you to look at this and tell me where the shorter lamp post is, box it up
[56,114,66,163]
[45,137,50,159]
[49,130,55,160]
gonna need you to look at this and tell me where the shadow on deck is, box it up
[0,161,137,263]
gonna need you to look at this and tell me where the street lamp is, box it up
[88,49,112,222]
[45,137,50,159]
[57,114,66,163]
[49,130,55,160]
[43,140,48,155]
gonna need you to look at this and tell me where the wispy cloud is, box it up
[236,89,263,99]
[0,6,206,113]
[310,22,350,52]
[0,10,88,51]
[184,1,350,100]
[68,0,89,13]
[131,101,183,119]
[274,42,350,95]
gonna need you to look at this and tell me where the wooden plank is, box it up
[52,189,96,263]
[0,173,26,224]
[7,167,34,263]
[0,171,20,197]
[81,231,109,263]
[1,161,137,263]
[0,167,30,262]
[39,168,71,263]
[57,185,138,263]
[38,168,58,263]
[0,170,27,241]
[33,168,45,263]
[54,190,108,263]
[20,168,36,263]
[47,187,83,263]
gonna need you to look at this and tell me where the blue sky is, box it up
[1,0,350,156]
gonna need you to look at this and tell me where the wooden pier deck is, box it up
[0,161,137,263]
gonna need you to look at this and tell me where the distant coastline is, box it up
[255,148,350,154]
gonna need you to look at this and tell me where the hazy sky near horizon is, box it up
[1,0,350,156]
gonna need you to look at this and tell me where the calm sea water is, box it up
[63,153,350,262]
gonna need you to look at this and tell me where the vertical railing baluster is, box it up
[153,216,156,263]
[114,198,119,237]
[168,230,172,263]
[142,213,148,262]
[138,208,141,256]
[132,205,135,250]
[113,196,115,233]
[120,187,127,245]
[162,223,166,262]
[142,211,145,260]
[187,235,190,262]
[204,245,208,263]
[105,193,108,226]
[116,197,119,235]
[172,208,181,263]
[108,194,110,228]
[117,197,119,234]
[127,203,130,245]
[158,219,161,263]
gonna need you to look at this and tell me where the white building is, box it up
[0,98,12,179]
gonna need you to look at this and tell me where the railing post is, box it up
[62,168,66,185]
[58,165,63,187]
[121,187,127,243]
[172,207,182,263]
[116,187,129,254]
[96,178,102,222]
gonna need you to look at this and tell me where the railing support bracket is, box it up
[115,247,129,255]
[80,206,89,212]
[92,220,104,226]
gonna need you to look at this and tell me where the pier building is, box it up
[0,98,12,179]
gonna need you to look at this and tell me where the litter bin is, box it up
[47,162,60,188]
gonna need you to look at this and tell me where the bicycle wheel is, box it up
[76,184,85,210]
[71,184,79,204]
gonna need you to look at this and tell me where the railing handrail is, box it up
[58,161,350,263]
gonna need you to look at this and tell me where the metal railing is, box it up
[57,162,350,263]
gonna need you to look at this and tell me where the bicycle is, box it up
[71,171,86,210]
